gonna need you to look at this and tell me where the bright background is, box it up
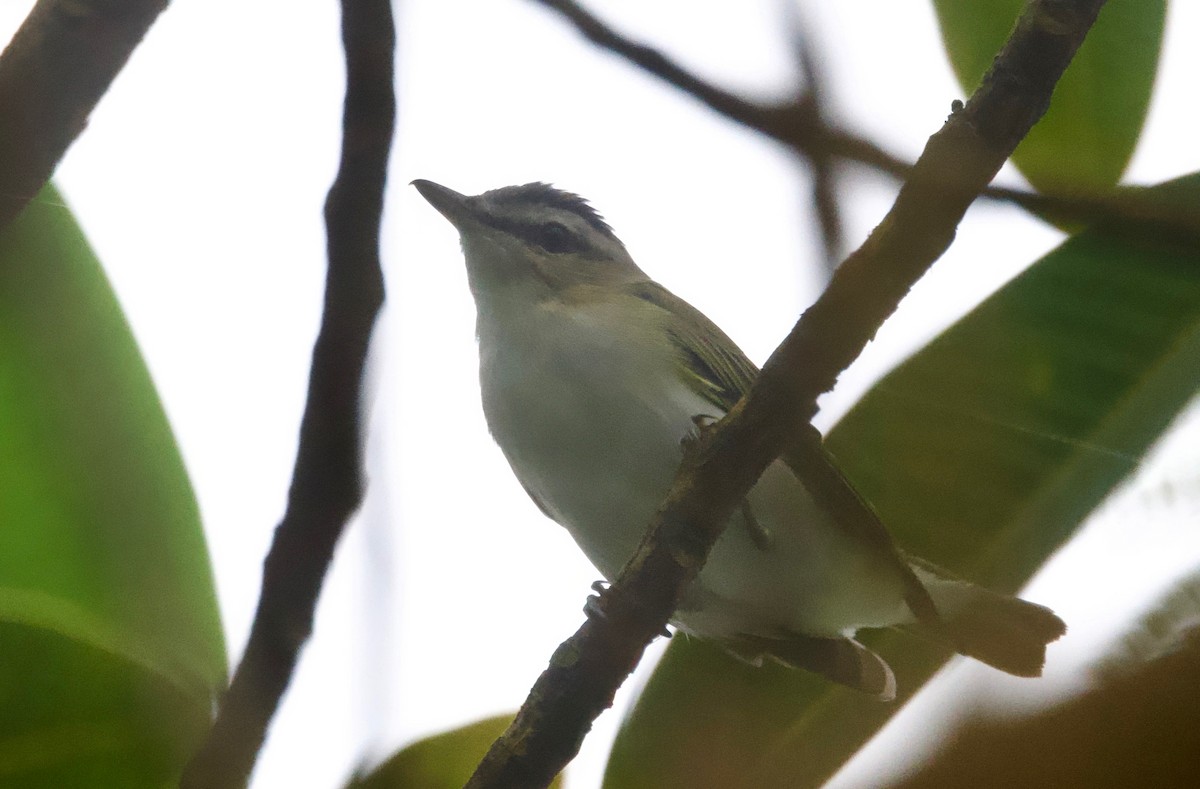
[3,0,1199,786]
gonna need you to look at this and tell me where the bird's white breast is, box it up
[475,288,910,639]
[478,291,693,579]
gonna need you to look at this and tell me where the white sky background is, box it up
[2,0,1198,786]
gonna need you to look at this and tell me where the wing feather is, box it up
[622,280,757,412]
[622,279,940,627]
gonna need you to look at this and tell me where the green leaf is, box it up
[0,186,226,787]
[346,714,564,789]
[933,0,1165,193]
[604,173,1200,789]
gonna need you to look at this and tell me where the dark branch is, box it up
[468,1,1107,787]
[531,0,786,140]
[532,0,1198,242]
[178,1,394,786]
[527,0,922,165]
[0,0,168,232]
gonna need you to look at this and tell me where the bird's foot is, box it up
[584,580,610,621]
[680,413,720,455]
[585,580,672,638]
[683,416,772,551]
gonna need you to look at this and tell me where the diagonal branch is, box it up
[529,0,855,164]
[531,0,1198,241]
[0,0,168,232]
[467,1,1107,787]
[178,1,394,786]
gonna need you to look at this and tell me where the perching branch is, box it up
[0,0,168,232]
[178,1,394,786]
[467,1,1107,787]
[531,0,1197,241]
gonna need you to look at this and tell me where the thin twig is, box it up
[0,0,168,232]
[531,0,1198,241]
[785,4,844,271]
[468,1,1107,787]
[526,0,930,166]
[178,1,394,786]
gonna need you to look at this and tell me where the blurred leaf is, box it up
[605,173,1200,789]
[933,0,1165,193]
[346,714,563,789]
[1098,566,1200,680]
[894,580,1200,789]
[0,186,226,787]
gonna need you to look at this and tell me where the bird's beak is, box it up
[412,179,475,228]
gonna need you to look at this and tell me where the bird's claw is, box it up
[584,580,610,621]
[680,413,720,453]
[585,580,673,639]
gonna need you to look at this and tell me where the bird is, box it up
[412,178,1066,700]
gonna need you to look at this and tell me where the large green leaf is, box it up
[346,714,564,789]
[933,0,1165,193]
[604,173,1200,788]
[0,186,226,787]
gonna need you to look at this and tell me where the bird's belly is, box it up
[480,325,908,639]
[485,361,695,581]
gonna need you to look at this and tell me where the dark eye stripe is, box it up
[481,214,591,255]
[532,221,583,254]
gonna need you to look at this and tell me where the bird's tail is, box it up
[719,560,1065,699]
[910,558,1067,677]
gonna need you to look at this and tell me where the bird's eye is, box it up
[536,221,578,254]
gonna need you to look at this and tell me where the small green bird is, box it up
[413,179,1065,699]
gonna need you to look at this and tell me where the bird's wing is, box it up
[622,280,758,414]
[622,279,941,627]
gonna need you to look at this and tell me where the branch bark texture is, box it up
[0,0,167,231]
[468,2,1107,787]
[178,2,394,786]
